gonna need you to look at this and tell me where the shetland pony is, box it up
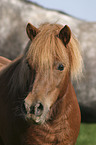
[0,23,83,145]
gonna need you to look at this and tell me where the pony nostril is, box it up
[22,101,27,114]
[30,105,35,114]
[30,102,44,116]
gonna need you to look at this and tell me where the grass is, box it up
[76,123,96,145]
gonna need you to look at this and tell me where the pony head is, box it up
[23,23,83,124]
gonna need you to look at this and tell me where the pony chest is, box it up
[26,120,74,145]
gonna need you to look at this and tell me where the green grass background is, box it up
[76,123,96,145]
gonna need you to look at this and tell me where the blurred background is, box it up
[30,0,96,21]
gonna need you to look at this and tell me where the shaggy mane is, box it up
[27,23,83,80]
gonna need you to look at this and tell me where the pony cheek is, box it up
[55,74,66,89]
[46,88,60,110]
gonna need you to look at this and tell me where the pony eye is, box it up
[58,64,64,71]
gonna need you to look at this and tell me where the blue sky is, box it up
[30,0,96,22]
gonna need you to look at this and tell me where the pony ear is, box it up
[59,25,71,46]
[26,23,39,41]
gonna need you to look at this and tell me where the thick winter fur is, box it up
[0,23,82,145]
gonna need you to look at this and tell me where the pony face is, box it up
[24,61,69,124]
[23,23,83,124]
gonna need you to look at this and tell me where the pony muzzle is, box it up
[22,101,49,124]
